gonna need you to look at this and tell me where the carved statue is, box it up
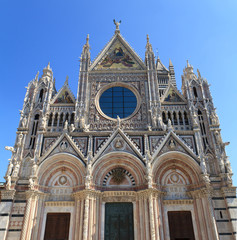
[113,19,121,31]
[200,158,207,175]
[29,178,35,190]
[225,157,232,173]
[210,110,219,125]
[17,133,23,147]
[85,163,92,189]
[21,116,27,128]
[214,130,222,145]
[41,115,47,129]
[158,115,166,131]
[146,161,153,188]
[169,139,175,149]
[167,119,173,132]
[69,124,75,132]
[6,159,13,177]
[6,176,11,190]
[64,120,68,131]
[12,162,20,177]
[31,162,38,176]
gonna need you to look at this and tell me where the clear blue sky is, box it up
[0,0,237,186]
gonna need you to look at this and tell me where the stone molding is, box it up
[1,190,16,200]
[45,201,75,207]
[164,199,193,205]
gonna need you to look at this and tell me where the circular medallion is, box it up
[170,173,179,183]
[59,176,67,185]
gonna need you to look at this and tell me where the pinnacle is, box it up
[64,76,69,85]
[169,59,173,66]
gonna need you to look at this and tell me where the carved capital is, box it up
[72,189,101,200]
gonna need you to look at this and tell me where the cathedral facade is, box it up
[0,24,236,240]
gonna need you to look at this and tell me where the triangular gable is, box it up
[92,128,143,163]
[161,84,186,104]
[151,131,197,163]
[39,132,85,163]
[90,33,146,71]
[51,82,76,104]
[156,57,169,73]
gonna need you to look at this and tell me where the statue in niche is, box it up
[17,133,23,147]
[210,110,219,125]
[21,116,27,128]
[63,120,68,131]
[12,162,20,177]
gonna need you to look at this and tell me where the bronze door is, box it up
[105,202,134,240]
[44,213,70,240]
[168,211,195,240]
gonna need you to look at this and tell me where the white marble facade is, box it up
[0,23,237,240]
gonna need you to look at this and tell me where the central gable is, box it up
[90,34,146,71]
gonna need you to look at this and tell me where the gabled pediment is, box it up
[93,128,143,163]
[156,57,169,73]
[51,81,75,105]
[151,131,197,163]
[161,84,186,104]
[40,132,85,163]
[90,33,146,71]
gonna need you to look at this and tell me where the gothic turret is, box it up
[75,35,91,129]
[145,35,161,129]
[169,59,176,87]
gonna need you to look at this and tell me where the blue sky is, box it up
[0,0,237,185]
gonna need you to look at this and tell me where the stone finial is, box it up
[113,19,121,33]
[86,34,89,46]
[169,59,173,66]
[64,76,69,85]
[47,62,51,70]
[146,34,153,52]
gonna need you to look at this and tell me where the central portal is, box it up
[105,202,134,240]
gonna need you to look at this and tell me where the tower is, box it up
[0,22,236,240]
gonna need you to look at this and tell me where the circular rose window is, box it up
[99,87,137,119]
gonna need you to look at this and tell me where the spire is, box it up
[64,76,69,85]
[82,34,90,57]
[86,34,89,47]
[113,19,121,33]
[47,62,51,70]
[169,59,176,87]
[42,62,52,77]
[169,59,173,67]
[146,34,153,52]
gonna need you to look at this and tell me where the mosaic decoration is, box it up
[111,168,126,184]
[96,43,139,69]
[54,89,73,104]
[164,87,184,103]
